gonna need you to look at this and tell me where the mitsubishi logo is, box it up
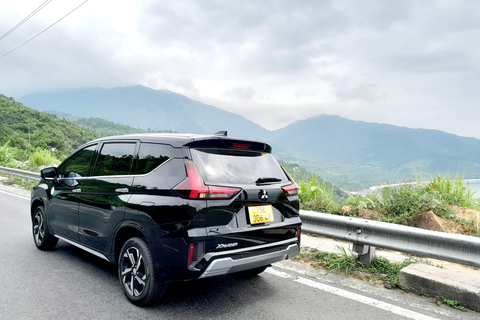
[258,190,268,200]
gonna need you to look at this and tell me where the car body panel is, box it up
[31,133,301,285]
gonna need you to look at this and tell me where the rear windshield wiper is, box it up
[255,177,282,184]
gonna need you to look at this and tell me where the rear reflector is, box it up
[188,242,205,267]
[188,243,195,265]
[175,161,241,200]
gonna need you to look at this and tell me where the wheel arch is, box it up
[114,223,147,264]
[30,197,46,220]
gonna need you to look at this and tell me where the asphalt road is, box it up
[0,188,477,320]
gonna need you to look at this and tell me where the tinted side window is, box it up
[93,143,136,176]
[58,144,97,178]
[134,143,173,175]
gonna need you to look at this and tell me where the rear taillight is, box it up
[175,161,241,200]
[282,170,299,196]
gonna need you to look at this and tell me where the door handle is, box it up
[72,188,82,194]
[115,187,129,193]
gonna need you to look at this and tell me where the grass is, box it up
[27,148,60,169]
[294,247,422,288]
[299,179,343,214]
[436,296,468,312]
[424,174,480,210]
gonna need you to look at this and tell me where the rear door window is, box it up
[191,149,288,185]
[93,142,136,176]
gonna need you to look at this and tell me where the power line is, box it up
[0,0,89,59]
[0,0,52,41]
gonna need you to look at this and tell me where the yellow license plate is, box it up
[248,205,274,225]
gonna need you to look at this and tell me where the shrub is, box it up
[378,185,430,225]
[29,149,60,168]
[299,178,342,213]
[0,141,13,166]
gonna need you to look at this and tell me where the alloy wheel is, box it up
[121,247,148,297]
[33,210,45,246]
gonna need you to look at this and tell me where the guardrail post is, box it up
[352,243,376,266]
[8,173,13,182]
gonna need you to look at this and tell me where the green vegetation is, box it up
[298,174,480,236]
[71,117,175,137]
[296,247,421,288]
[0,94,96,171]
[0,141,14,167]
[281,161,349,201]
[28,148,61,169]
[299,178,343,213]
[422,174,479,209]
[435,297,467,312]
[0,94,97,162]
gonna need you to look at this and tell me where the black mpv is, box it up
[31,132,301,305]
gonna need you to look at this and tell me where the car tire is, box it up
[32,206,58,250]
[233,265,269,277]
[118,237,166,306]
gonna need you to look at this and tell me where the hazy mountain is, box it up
[273,115,480,189]
[19,86,480,190]
[20,85,271,141]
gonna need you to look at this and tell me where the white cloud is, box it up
[1,0,480,138]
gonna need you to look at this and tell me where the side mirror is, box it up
[40,167,58,181]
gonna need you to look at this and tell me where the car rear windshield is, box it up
[191,148,288,185]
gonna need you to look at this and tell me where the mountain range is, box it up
[19,85,480,190]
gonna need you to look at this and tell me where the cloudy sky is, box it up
[1,0,479,138]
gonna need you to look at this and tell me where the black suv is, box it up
[31,132,301,305]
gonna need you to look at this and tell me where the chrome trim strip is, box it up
[202,238,298,261]
[199,241,299,279]
[55,235,110,261]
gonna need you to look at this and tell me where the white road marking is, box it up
[266,268,440,320]
[0,188,29,200]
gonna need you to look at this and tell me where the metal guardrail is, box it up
[0,166,40,185]
[1,165,478,267]
[300,210,480,268]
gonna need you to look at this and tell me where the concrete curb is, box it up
[399,263,480,312]
[300,234,480,312]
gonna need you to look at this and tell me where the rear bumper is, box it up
[198,239,299,278]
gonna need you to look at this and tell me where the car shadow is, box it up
[45,240,277,317]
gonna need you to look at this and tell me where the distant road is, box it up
[351,179,480,196]
[0,188,477,320]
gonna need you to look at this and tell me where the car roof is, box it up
[88,133,272,151]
